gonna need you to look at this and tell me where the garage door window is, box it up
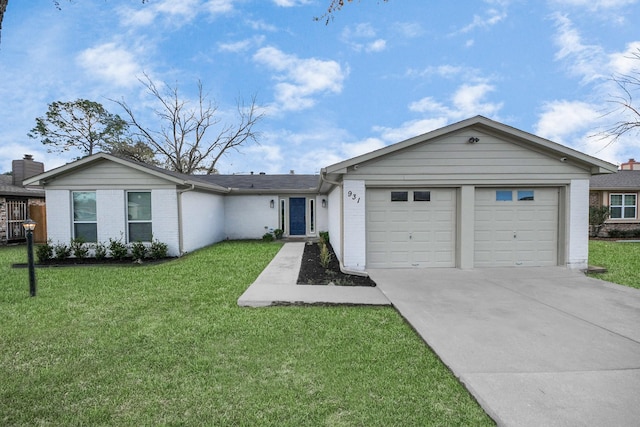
[391,191,408,202]
[517,190,534,201]
[610,194,637,219]
[496,190,513,201]
[413,191,431,201]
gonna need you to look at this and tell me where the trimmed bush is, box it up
[131,241,147,261]
[36,240,53,263]
[53,243,71,261]
[262,232,274,242]
[94,242,107,260]
[319,231,329,244]
[108,238,128,260]
[150,239,168,260]
[70,238,89,259]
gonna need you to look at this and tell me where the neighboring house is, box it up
[0,155,46,244]
[590,158,640,236]
[25,116,616,270]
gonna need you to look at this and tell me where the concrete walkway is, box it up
[369,267,640,427]
[237,242,390,307]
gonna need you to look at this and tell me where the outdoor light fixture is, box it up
[468,137,479,143]
[22,218,37,297]
[322,199,327,208]
[270,199,275,208]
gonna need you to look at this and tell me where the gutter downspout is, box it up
[320,171,368,278]
[177,184,196,255]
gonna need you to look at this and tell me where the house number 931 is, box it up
[347,190,360,204]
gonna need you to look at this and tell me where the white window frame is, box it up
[610,193,637,219]
[126,191,153,242]
[72,191,97,242]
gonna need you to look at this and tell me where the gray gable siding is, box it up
[44,160,177,189]
[346,129,591,185]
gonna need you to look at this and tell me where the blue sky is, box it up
[1,0,639,175]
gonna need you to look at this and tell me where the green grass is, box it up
[1,242,493,426]
[588,240,640,289]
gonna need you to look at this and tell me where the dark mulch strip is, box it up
[12,257,176,268]
[297,242,376,287]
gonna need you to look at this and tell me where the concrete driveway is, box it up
[368,267,640,427]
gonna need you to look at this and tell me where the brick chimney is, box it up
[12,154,44,186]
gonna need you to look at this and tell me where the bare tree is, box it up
[115,74,263,175]
[604,49,640,142]
[315,0,389,24]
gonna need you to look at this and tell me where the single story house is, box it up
[1,155,46,244]
[25,116,617,270]
[590,158,640,236]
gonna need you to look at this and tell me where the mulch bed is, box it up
[297,242,376,287]
[12,257,175,268]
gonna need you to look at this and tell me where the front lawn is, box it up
[588,240,640,289]
[0,242,493,426]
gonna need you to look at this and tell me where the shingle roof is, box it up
[198,174,320,191]
[0,175,45,198]
[590,170,640,189]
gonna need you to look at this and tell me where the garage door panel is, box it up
[475,188,558,268]
[367,188,456,268]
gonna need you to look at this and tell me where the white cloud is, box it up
[218,36,265,53]
[119,0,234,27]
[549,0,637,11]
[535,100,601,143]
[271,0,312,6]
[373,118,450,143]
[608,41,640,75]
[552,14,606,82]
[341,23,387,53]
[366,39,387,53]
[455,5,507,34]
[393,22,424,38]
[253,46,347,112]
[451,83,503,118]
[76,42,143,88]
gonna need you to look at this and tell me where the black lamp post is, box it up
[23,218,37,297]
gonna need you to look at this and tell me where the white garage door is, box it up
[475,188,559,267]
[367,188,456,268]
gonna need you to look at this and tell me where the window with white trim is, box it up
[127,191,152,242]
[610,193,637,219]
[72,191,97,242]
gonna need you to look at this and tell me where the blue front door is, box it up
[289,198,306,236]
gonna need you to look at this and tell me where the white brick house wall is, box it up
[151,189,180,256]
[224,195,278,239]
[96,190,126,244]
[342,179,366,271]
[180,190,224,254]
[45,189,71,244]
[567,179,590,270]
[327,186,342,261]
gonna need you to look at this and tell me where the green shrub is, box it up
[53,242,71,260]
[108,237,128,260]
[35,240,53,263]
[262,232,274,242]
[319,242,331,269]
[319,231,329,244]
[94,242,107,260]
[273,228,284,239]
[131,241,147,261]
[150,239,168,260]
[70,238,89,259]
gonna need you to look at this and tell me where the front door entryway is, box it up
[289,197,306,235]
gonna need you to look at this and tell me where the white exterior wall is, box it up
[315,195,329,234]
[151,189,180,257]
[225,195,278,239]
[342,179,366,271]
[327,186,342,261]
[45,189,71,244]
[180,190,225,254]
[566,179,590,269]
[96,190,126,244]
